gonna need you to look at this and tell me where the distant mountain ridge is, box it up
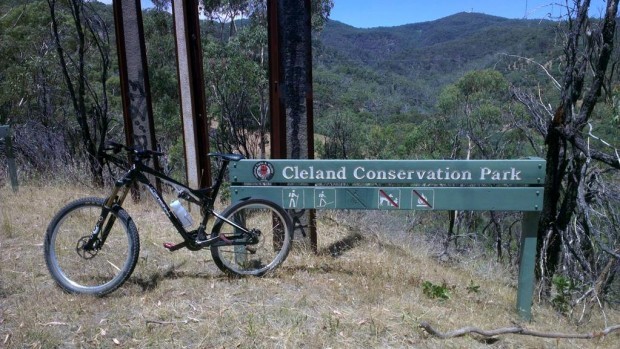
[314,12,560,113]
[319,12,557,64]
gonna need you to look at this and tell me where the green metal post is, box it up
[0,125,18,192]
[516,211,539,321]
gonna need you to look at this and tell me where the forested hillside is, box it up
[1,0,619,318]
[316,13,559,113]
[0,3,591,164]
[312,12,577,160]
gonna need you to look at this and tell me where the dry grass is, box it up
[1,184,619,348]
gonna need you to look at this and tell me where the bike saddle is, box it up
[208,153,245,162]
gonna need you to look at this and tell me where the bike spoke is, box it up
[44,198,139,295]
[211,199,292,276]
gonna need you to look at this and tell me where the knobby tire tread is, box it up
[210,198,293,277]
[44,197,140,296]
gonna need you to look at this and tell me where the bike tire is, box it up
[210,198,293,276]
[44,197,139,295]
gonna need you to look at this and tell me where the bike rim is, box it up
[215,203,290,275]
[49,204,132,292]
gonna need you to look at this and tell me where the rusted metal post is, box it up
[112,0,160,193]
[267,0,317,251]
[267,0,285,160]
[172,0,211,189]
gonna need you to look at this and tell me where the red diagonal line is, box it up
[379,190,399,207]
[413,190,432,208]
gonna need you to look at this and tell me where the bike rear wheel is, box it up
[44,197,139,295]
[210,198,293,276]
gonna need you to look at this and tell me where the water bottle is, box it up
[170,200,194,228]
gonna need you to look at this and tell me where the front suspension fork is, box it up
[83,184,131,251]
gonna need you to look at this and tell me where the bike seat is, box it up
[208,153,244,162]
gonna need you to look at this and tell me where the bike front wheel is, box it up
[210,198,293,276]
[44,197,139,295]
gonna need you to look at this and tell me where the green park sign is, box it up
[230,159,545,211]
[229,158,545,321]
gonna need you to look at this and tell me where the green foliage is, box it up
[203,22,270,157]
[0,1,54,124]
[364,123,429,159]
[431,69,537,160]
[317,13,560,114]
[466,280,480,294]
[166,138,187,182]
[551,275,576,314]
[455,69,508,99]
[142,8,182,165]
[422,281,450,300]
[316,109,364,159]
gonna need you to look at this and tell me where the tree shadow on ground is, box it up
[129,261,228,292]
[319,231,365,257]
[130,230,367,291]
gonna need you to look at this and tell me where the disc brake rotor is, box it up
[76,236,99,259]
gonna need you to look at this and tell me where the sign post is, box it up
[112,0,160,194]
[172,0,211,190]
[268,0,317,250]
[0,125,18,192]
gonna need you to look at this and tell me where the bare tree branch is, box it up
[500,54,561,90]
[576,0,619,126]
[571,133,620,169]
[419,321,620,339]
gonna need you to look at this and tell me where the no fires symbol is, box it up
[413,190,433,208]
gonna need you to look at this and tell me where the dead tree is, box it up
[514,0,620,303]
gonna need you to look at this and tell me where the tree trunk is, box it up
[48,0,107,186]
[536,0,619,290]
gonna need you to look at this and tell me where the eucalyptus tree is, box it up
[513,0,620,307]
[47,0,114,186]
[1,1,89,175]
[200,0,332,158]
[435,69,537,261]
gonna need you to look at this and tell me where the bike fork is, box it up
[84,185,131,250]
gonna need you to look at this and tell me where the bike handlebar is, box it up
[101,142,245,174]
[103,141,164,160]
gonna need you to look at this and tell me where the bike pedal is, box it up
[163,242,186,252]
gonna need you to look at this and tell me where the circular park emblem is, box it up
[253,161,275,181]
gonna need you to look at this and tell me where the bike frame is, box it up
[84,151,251,252]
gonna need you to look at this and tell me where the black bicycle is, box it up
[44,142,293,295]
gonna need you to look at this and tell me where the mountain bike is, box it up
[44,142,293,295]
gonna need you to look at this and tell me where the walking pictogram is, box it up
[314,189,336,208]
[288,190,300,208]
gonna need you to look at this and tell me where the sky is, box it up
[329,0,610,28]
[99,0,610,28]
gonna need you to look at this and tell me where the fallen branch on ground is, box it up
[419,321,620,339]
[146,317,200,326]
